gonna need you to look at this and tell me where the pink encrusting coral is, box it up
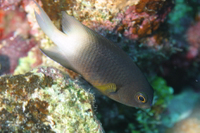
[186,21,200,60]
[119,0,172,40]
[0,10,4,39]
[1,9,30,38]
[0,0,22,11]
[81,0,173,41]
[70,0,173,42]
[0,1,42,75]
[0,0,32,38]
[0,32,36,74]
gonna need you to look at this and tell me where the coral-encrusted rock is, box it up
[0,67,103,133]
[121,0,172,40]
[0,5,39,75]
[28,0,173,40]
[0,33,37,75]
[0,0,22,11]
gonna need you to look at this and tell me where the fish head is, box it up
[110,82,154,109]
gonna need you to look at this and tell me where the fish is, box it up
[32,0,154,108]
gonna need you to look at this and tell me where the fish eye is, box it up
[135,92,147,103]
[138,95,145,103]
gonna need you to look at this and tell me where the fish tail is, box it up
[32,0,58,38]
[33,0,92,50]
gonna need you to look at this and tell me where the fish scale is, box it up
[77,37,132,87]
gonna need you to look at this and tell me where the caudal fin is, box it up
[32,0,96,54]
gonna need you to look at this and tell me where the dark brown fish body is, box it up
[33,0,153,108]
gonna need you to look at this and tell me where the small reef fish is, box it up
[33,0,154,108]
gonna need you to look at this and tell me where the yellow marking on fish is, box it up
[95,83,117,94]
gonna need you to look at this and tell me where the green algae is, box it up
[14,51,36,75]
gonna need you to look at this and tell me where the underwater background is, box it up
[0,0,200,133]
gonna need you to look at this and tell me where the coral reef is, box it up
[75,0,173,42]
[13,49,42,75]
[158,0,200,93]
[1,0,200,133]
[0,10,4,39]
[0,4,30,38]
[0,0,22,11]
[0,32,36,75]
[0,1,43,75]
[29,0,173,43]
[0,66,103,133]
[40,0,74,22]
[120,0,172,40]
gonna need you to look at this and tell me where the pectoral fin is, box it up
[95,83,117,95]
[40,46,77,73]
